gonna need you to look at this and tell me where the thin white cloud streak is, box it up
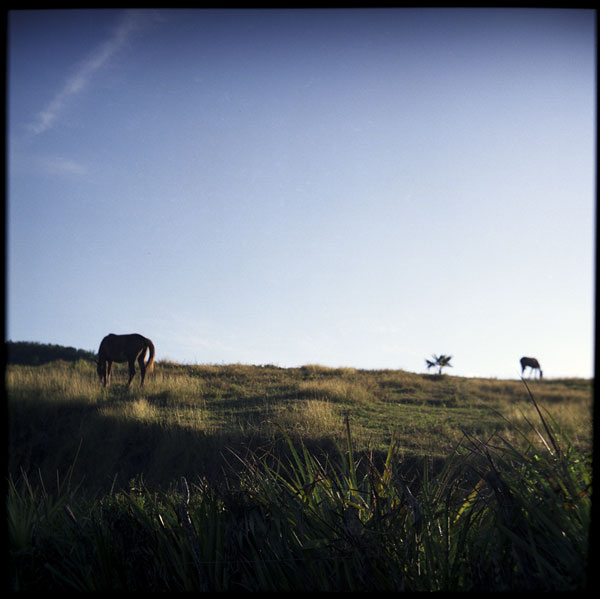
[27,10,158,136]
[39,155,89,176]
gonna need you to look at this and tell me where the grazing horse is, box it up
[520,356,543,379]
[97,333,155,387]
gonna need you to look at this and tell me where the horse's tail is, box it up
[145,338,155,372]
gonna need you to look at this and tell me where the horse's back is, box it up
[520,356,540,368]
[103,333,147,345]
[100,333,150,362]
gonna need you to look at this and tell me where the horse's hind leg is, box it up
[138,355,146,386]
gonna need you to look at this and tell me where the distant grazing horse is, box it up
[97,333,155,387]
[520,356,543,379]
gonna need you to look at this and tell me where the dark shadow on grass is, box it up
[9,387,444,499]
[9,391,398,498]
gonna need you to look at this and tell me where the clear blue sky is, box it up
[7,8,596,378]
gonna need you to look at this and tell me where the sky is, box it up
[6,8,596,379]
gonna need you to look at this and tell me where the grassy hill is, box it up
[7,353,592,493]
[6,347,593,591]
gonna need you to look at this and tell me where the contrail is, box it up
[27,10,158,136]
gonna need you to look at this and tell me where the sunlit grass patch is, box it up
[300,364,358,377]
[99,397,158,423]
[274,399,342,439]
[296,378,372,404]
[499,396,593,450]
[6,361,101,402]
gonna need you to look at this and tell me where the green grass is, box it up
[7,359,593,590]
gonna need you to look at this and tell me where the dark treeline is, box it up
[5,341,96,365]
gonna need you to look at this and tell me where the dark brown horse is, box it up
[520,356,543,379]
[97,333,155,387]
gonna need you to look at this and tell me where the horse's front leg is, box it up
[102,361,111,386]
[127,359,136,386]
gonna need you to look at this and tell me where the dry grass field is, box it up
[7,359,592,491]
